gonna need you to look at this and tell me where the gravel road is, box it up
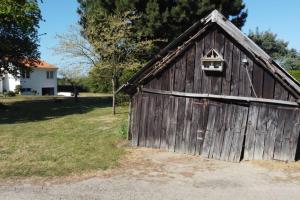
[0,148,299,200]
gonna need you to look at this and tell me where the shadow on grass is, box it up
[0,96,112,124]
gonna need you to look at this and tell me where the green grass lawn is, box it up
[0,95,128,178]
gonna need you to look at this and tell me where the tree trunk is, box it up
[112,77,116,115]
[73,85,78,102]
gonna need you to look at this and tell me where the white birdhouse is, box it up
[201,49,224,72]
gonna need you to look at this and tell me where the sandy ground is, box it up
[0,148,300,200]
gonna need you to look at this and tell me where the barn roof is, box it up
[117,10,300,98]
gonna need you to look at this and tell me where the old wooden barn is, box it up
[118,10,300,162]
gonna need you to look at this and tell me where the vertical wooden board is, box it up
[262,106,278,160]
[198,100,209,155]
[201,104,217,158]
[145,94,156,147]
[169,62,176,91]
[252,63,264,98]
[288,94,296,102]
[160,66,170,91]
[273,108,288,161]
[230,45,240,96]
[231,105,249,162]
[175,97,186,153]
[189,99,200,155]
[144,75,160,89]
[281,109,300,161]
[174,54,187,92]
[181,98,193,153]
[262,71,275,99]
[138,94,149,147]
[190,99,207,155]
[244,104,259,160]
[222,38,233,95]
[153,94,163,148]
[239,53,252,97]
[211,103,226,160]
[185,45,196,93]
[129,96,135,142]
[210,29,224,95]
[127,99,133,140]
[167,96,178,152]
[160,95,169,150]
[220,104,234,161]
[253,105,269,160]
[193,38,204,93]
[208,103,221,159]
[247,58,254,97]
[131,94,139,146]
[289,110,300,161]
[202,32,214,93]
[274,82,288,101]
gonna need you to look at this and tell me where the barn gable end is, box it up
[121,10,300,162]
[141,25,297,102]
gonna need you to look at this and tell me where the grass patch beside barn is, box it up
[0,95,128,178]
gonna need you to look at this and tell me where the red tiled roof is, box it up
[23,60,57,69]
[1,57,57,69]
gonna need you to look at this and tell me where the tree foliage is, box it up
[0,0,42,77]
[77,0,247,46]
[54,25,100,69]
[54,12,155,113]
[249,29,300,70]
[85,11,157,114]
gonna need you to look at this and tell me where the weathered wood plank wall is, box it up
[130,26,300,162]
[144,26,296,102]
[131,92,300,162]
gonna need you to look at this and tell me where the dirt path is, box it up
[1,148,300,200]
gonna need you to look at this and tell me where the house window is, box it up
[21,88,31,92]
[47,71,54,79]
[22,70,30,79]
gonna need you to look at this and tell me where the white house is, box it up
[0,60,58,96]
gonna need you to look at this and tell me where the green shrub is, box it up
[117,121,128,139]
[14,85,22,94]
[4,91,16,97]
[116,94,130,106]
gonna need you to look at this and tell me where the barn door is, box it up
[188,99,209,155]
[201,102,249,162]
[171,98,208,155]
[244,104,300,161]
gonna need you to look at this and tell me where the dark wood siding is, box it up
[131,26,300,162]
[143,26,295,102]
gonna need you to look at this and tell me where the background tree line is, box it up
[72,0,300,95]
[2,0,300,102]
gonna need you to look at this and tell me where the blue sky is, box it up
[38,0,300,67]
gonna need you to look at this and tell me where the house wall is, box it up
[129,26,300,162]
[0,74,20,92]
[20,68,57,96]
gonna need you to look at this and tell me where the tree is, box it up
[54,25,98,101]
[249,29,300,70]
[85,11,156,114]
[54,13,155,114]
[59,66,85,102]
[54,25,100,69]
[0,0,42,77]
[77,0,247,46]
